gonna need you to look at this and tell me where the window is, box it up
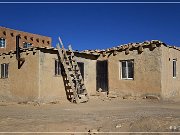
[120,60,134,80]
[173,59,176,78]
[77,62,84,80]
[55,60,61,76]
[23,42,32,48]
[0,38,6,48]
[1,63,9,78]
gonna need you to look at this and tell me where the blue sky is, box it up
[1,2,180,50]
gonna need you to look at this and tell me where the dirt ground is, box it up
[0,96,180,135]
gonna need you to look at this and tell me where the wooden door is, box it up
[96,60,108,92]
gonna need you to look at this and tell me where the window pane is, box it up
[1,64,4,78]
[77,62,84,79]
[121,61,127,78]
[58,61,61,75]
[0,38,5,48]
[128,61,134,78]
[173,60,176,77]
[55,60,57,75]
[23,42,32,48]
[55,60,61,75]
[5,64,8,78]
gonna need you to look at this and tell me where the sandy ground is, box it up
[0,97,180,135]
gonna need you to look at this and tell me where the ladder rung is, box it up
[57,44,88,103]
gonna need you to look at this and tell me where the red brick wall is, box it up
[0,27,52,53]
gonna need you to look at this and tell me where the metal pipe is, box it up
[16,35,20,60]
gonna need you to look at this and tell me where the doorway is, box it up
[96,60,108,92]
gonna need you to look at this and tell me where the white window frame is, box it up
[120,60,134,80]
[0,38,6,48]
[173,59,177,78]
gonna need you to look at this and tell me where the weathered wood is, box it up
[57,37,88,103]
[151,44,156,48]
[68,45,89,101]
[33,48,37,53]
[113,50,118,56]
[125,48,129,55]
[10,52,14,57]
[26,50,29,55]
[138,45,143,53]
[56,43,78,103]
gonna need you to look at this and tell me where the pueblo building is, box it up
[0,26,180,103]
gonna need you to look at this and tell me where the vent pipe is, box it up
[16,35,20,60]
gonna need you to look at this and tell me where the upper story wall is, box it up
[0,27,52,53]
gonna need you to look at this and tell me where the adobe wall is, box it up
[38,50,97,102]
[0,50,40,102]
[0,27,51,53]
[161,46,180,101]
[105,47,162,97]
[38,50,66,102]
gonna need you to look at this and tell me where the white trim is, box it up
[120,60,134,80]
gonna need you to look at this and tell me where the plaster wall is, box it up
[0,51,39,101]
[161,46,180,101]
[106,47,162,97]
[38,50,66,102]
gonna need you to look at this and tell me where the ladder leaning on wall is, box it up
[56,37,89,103]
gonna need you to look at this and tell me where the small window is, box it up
[55,60,61,76]
[173,59,176,78]
[23,42,32,48]
[120,60,134,80]
[1,63,9,78]
[0,38,6,48]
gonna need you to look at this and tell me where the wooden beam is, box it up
[33,48,37,53]
[102,52,106,57]
[10,52,14,57]
[125,48,129,55]
[26,50,30,55]
[2,53,5,59]
[113,50,118,56]
[138,45,143,53]
[151,44,156,48]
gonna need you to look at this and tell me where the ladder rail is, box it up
[57,37,89,103]
[59,38,83,91]
[68,45,89,99]
[58,38,80,99]
[56,43,79,103]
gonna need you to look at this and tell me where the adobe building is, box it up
[0,26,51,53]
[0,26,180,103]
[0,27,97,102]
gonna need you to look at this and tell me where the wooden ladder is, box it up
[56,38,89,103]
